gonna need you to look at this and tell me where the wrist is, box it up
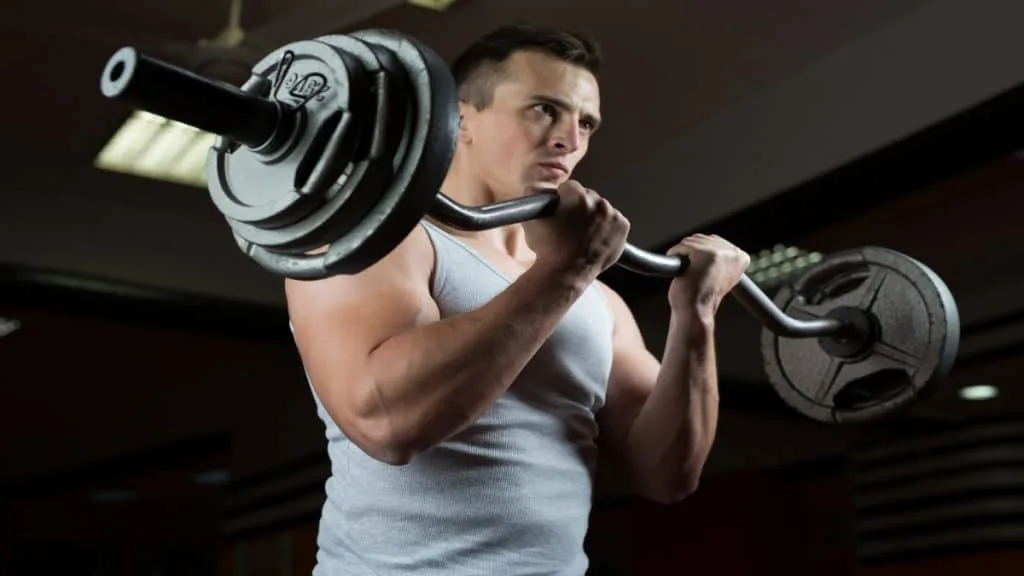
[530,255,596,291]
[669,302,716,336]
[526,257,593,298]
[669,286,718,319]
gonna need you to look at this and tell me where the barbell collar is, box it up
[100,46,282,150]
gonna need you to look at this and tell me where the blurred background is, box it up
[3,0,1024,574]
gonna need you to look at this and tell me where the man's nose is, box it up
[548,117,582,153]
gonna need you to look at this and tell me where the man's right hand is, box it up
[523,180,630,280]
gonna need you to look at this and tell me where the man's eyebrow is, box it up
[530,94,602,128]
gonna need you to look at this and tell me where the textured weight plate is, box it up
[761,246,960,423]
[226,34,397,254]
[267,33,413,253]
[208,39,368,232]
[242,29,460,279]
[320,28,458,275]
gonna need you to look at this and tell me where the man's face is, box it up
[459,50,602,198]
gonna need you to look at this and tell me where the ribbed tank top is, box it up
[304,220,615,575]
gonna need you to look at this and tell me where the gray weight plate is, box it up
[318,28,459,276]
[241,29,460,279]
[224,34,398,254]
[263,33,414,254]
[761,246,960,423]
[207,39,368,232]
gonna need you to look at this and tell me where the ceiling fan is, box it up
[155,0,268,84]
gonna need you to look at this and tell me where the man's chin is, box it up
[524,181,561,195]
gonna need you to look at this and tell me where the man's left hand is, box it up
[666,234,750,319]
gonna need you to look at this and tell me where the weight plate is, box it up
[255,33,413,254]
[225,34,398,254]
[321,28,458,275]
[241,28,460,278]
[760,246,960,423]
[207,39,368,232]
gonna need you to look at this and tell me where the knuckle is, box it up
[560,181,584,196]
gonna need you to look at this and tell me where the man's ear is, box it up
[457,100,475,144]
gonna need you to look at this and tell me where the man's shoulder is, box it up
[284,223,438,309]
[593,280,630,317]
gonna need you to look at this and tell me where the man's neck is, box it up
[435,169,533,262]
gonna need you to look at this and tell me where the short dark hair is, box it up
[451,23,603,109]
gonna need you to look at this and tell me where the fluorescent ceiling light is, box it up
[194,469,231,486]
[0,315,20,338]
[408,0,460,9]
[89,489,138,503]
[94,111,215,188]
[959,384,999,401]
[0,318,20,338]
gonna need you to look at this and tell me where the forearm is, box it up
[626,310,719,500]
[364,263,588,460]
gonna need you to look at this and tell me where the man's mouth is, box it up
[538,162,568,175]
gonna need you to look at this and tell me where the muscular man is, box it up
[286,24,750,576]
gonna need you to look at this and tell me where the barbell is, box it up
[98,29,960,423]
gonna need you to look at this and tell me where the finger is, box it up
[667,241,695,256]
[708,233,741,250]
[582,189,600,210]
[683,232,714,242]
[560,179,585,192]
[557,181,585,203]
[692,236,729,251]
[559,181,589,204]
[678,236,712,249]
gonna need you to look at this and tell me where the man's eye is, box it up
[535,103,557,117]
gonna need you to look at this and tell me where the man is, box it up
[286,24,750,575]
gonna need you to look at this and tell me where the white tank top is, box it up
[304,220,615,575]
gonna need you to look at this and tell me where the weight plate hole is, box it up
[809,268,870,304]
[295,111,345,192]
[832,368,910,411]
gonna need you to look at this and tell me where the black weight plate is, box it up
[320,28,458,275]
[760,246,960,423]
[207,39,367,232]
[225,34,394,254]
[241,28,460,279]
